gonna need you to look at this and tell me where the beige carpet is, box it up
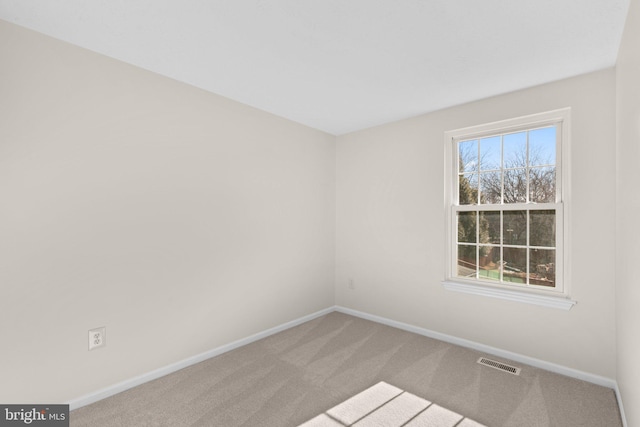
[70,312,623,426]
[300,381,484,426]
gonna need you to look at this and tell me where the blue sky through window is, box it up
[480,136,501,171]
[529,127,556,166]
[459,126,556,173]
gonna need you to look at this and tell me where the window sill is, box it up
[441,280,576,310]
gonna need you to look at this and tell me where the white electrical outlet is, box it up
[88,327,106,350]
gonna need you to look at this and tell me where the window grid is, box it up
[453,124,561,291]
[455,209,557,288]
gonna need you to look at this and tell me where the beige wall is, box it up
[616,0,640,422]
[336,69,617,378]
[0,20,335,403]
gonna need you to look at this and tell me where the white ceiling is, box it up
[0,1,630,135]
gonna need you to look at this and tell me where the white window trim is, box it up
[442,108,575,310]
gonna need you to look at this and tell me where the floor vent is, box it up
[477,357,521,375]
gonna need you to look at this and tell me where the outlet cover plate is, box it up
[88,327,106,350]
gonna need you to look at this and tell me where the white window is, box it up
[443,109,575,310]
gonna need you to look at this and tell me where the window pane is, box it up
[529,248,555,287]
[459,173,478,205]
[480,136,501,171]
[480,211,500,244]
[457,211,477,243]
[529,127,556,166]
[458,139,478,173]
[503,247,526,284]
[530,167,556,203]
[530,210,555,247]
[503,132,527,168]
[479,171,501,204]
[478,245,500,281]
[457,244,477,278]
[503,210,527,245]
[503,168,527,203]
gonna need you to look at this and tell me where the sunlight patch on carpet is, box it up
[299,381,485,427]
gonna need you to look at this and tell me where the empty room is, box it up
[1,1,638,426]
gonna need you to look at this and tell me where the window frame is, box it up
[442,109,575,310]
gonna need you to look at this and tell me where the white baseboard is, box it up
[68,307,334,410]
[614,382,628,427]
[334,306,617,390]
